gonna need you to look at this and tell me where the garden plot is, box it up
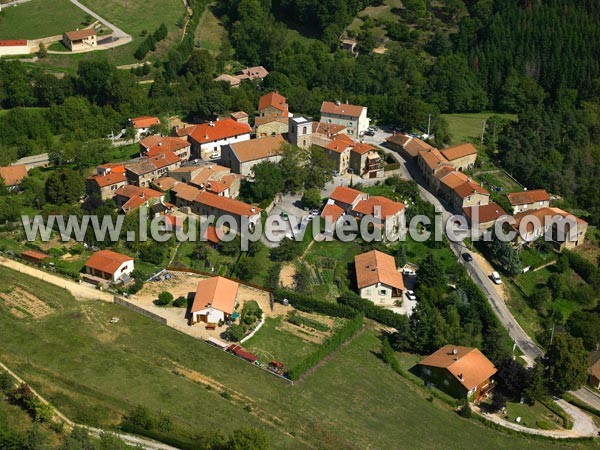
[0,286,53,319]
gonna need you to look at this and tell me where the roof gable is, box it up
[354,250,405,291]
[191,276,239,315]
[188,118,251,144]
[85,250,133,275]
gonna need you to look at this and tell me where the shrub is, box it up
[156,291,173,306]
[225,324,245,342]
[0,371,14,393]
[173,296,187,308]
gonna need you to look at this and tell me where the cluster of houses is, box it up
[386,133,588,251]
[0,25,98,57]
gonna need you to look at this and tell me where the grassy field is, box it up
[1,266,593,449]
[196,2,227,54]
[0,0,89,39]
[243,316,319,368]
[442,112,517,145]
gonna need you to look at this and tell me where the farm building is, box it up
[84,250,134,283]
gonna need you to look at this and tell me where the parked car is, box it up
[364,130,375,136]
[491,271,502,284]
[403,268,416,276]
[462,252,473,262]
[310,209,320,216]
[406,290,417,301]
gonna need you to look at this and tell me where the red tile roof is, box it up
[329,186,363,205]
[452,180,489,199]
[441,143,477,161]
[140,136,189,156]
[321,202,345,222]
[0,164,27,186]
[173,183,201,202]
[153,176,179,192]
[354,250,405,291]
[64,28,96,41]
[507,189,550,206]
[115,185,163,200]
[85,250,133,275]
[0,40,28,47]
[98,163,126,173]
[191,276,239,315]
[131,116,160,129]
[229,134,285,162]
[326,136,353,153]
[195,191,261,217]
[419,345,497,391]
[353,196,405,219]
[321,101,366,118]
[188,118,251,144]
[87,172,127,188]
[21,250,49,261]
[312,122,347,137]
[203,225,222,244]
[351,142,377,155]
[419,148,449,171]
[258,92,288,115]
[463,202,507,224]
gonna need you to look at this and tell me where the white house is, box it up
[320,101,370,138]
[189,276,239,324]
[187,118,251,160]
[354,250,404,306]
[83,250,134,283]
[130,116,161,140]
[0,40,31,57]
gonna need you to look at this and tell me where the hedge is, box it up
[562,392,600,418]
[337,292,409,329]
[274,289,356,319]
[539,397,573,429]
[288,313,363,380]
[564,250,600,288]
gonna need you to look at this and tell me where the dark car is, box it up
[462,252,473,262]
[364,130,375,136]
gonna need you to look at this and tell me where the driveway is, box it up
[569,387,600,411]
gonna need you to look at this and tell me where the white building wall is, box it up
[0,43,31,57]
[198,133,251,160]
[112,260,134,282]
[359,283,394,305]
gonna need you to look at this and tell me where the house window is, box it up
[379,289,387,296]
[366,289,371,295]
[302,126,307,134]
[443,379,449,386]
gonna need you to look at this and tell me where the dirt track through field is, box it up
[0,257,113,302]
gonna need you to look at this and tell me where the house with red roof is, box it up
[187,118,251,161]
[255,92,290,137]
[125,151,182,187]
[86,171,128,200]
[114,185,165,214]
[84,250,134,283]
[354,250,405,306]
[0,40,31,57]
[320,101,370,138]
[192,191,262,231]
[129,116,160,139]
[139,136,191,161]
[418,345,497,401]
[190,276,239,324]
[0,164,28,189]
[507,189,550,214]
[63,28,97,51]
[463,202,508,231]
[21,250,49,265]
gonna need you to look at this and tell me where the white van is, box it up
[491,271,502,284]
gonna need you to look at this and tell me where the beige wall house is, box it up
[192,191,262,231]
[254,117,289,137]
[125,151,182,187]
[349,142,383,178]
[354,250,405,306]
[139,136,191,161]
[320,101,370,138]
[385,134,434,160]
[189,276,239,324]
[63,28,97,51]
[507,189,550,214]
[462,202,508,231]
[441,143,478,171]
[187,118,251,160]
[84,250,134,283]
[86,170,128,201]
[221,134,286,176]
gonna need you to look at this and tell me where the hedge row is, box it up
[562,392,600,418]
[337,292,409,329]
[539,397,573,430]
[288,313,363,380]
[274,289,356,319]
[564,250,600,288]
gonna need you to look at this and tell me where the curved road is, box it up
[69,0,130,40]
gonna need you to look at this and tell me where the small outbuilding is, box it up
[190,276,239,324]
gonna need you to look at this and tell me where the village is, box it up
[1,83,596,431]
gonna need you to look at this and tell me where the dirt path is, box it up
[0,257,113,302]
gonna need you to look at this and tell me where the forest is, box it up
[0,0,599,225]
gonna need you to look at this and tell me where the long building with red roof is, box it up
[187,118,251,161]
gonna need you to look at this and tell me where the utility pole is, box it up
[427,113,431,136]
[481,119,486,144]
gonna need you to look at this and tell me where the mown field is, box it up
[0,0,88,39]
[0,266,595,449]
[442,112,517,144]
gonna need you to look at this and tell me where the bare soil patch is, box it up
[279,264,296,289]
[0,286,53,318]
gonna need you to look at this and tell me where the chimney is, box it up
[335,100,341,106]
[452,348,458,355]
[158,142,163,146]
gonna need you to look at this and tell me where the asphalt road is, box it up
[364,133,544,367]
[69,0,130,40]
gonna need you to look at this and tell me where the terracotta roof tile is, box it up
[87,172,127,188]
[507,189,550,206]
[329,186,364,205]
[354,250,404,291]
[452,180,489,198]
[441,143,477,161]
[351,142,377,155]
[191,276,239,315]
[85,250,133,275]
[64,28,96,41]
[353,196,405,219]
[321,101,366,118]
[188,118,251,144]
[21,250,49,261]
[258,92,288,115]
[195,191,261,217]
[131,116,160,129]
[0,164,27,186]
[229,134,285,163]
[0,40,28,47]
[321,202,345,222]
[419,345,497,391]
[463,202,508,224]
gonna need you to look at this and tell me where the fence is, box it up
[113,296,168,325]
